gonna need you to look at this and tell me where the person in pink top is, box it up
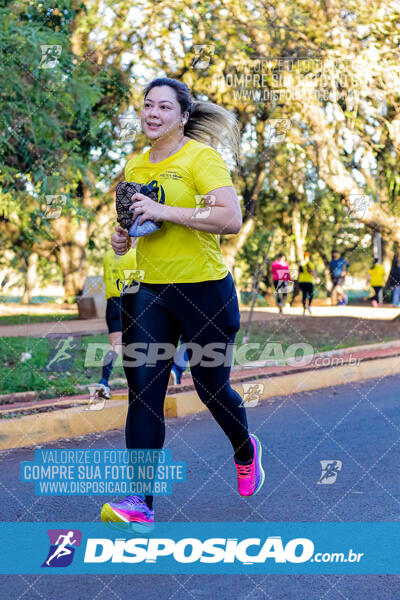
[271,253,291,313]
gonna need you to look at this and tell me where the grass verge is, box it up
[0,314,78,326]
[1,315,399,398]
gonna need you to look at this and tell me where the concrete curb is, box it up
[164,354,399,418]
[0,352,398,451]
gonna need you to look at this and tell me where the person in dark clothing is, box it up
[388,255,400,307]
[329,249,349,305]
[298,252,317,314]
[367,258,386,307]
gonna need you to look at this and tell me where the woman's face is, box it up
[141,85,183,142]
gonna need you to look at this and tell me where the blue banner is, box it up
[0,522,399,574]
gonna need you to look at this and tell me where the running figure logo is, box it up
[43,336,81,372]
[191,44,215,69]
[39,44,62,69]
[317,460,343,485]
[192,194,216,219]
[86,384,106,411]
[42,529,82,567]
[274,268,298,294]
[240,383,265,408]
[347,194,370,219]
[265,118,292,145]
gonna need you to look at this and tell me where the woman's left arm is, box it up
[131,186,243,235]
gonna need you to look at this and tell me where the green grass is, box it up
[0,296,64,304]
[0,313,78,325]
[1,322,398,398]
[0,334,125,398]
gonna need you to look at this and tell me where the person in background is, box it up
[298,251,317,315]
[388,254,400,307]
[367,258,386,307]
[329,249,349,306]
[91,244,138,401]
[271,253,291,313]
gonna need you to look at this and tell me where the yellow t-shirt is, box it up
[298,261,314,283]
[369,264,385,287]
[124,138,233,283]
[103,247,137,299]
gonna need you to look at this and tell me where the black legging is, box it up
[372,286,383,304]
[273,279,288,307]
[121,272,253,508]
[299,281,314,308]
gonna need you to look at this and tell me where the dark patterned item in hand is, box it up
[115,180,163,237]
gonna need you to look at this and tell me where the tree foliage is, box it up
[1,0,400,298]
[0,0,132,298]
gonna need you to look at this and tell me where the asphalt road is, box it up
[1,375,399,599]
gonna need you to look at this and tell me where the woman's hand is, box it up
[111,226,131,255]
[130,192,167,225]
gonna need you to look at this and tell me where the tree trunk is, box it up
[51,180,91,301]
[381,236,393,278]
[56,243,88,301]
[292,201,308,262]
[316,249,333,296]
[222,217,255,275]
[21,252,38,304]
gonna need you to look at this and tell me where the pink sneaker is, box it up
[234,433,265,497]
[101,495,154,532]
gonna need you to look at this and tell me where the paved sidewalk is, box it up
[240,305,400,320]
[0,317,106,338]
[0,310,278,338]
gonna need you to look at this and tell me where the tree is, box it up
[0,0,132,299]
[115,0,400,275]
[2,0,400,300]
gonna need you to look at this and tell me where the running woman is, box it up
[271,253,291,313]
[298,251,317,315]
[91,245,138,401]
[101,77,264,530]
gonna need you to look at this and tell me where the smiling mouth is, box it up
[147,123,162,128]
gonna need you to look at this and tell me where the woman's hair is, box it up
[143,77,240,162]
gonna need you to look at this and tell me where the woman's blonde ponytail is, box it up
[185,101,240,163]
